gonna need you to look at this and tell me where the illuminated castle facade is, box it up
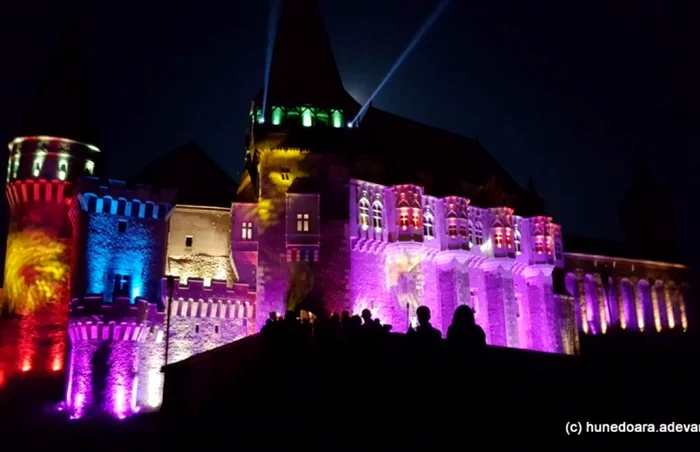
[0,0,693,419]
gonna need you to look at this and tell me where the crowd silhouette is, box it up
[260,302,487,353]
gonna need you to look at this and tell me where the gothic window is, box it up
[505,230,513,249]
[242,222,253,240]
[185,236,193,247]
[400,212,409,229]
[412,212,419,228]
[474,222,484,245]
[468,220,474,243]
[296,213,309,232]
[32,153,45,177]
[359,198,370,229]
[372,201,383,229]
[271,107,284,125]
[515,231,522,254]
[331,109,344,128]
[448,224,457,238]
[423,212,434,239]
[495,230,504,247]
[301,108,313,127]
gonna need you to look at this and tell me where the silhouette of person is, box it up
[447,305,486,351]
[408,306,441,341]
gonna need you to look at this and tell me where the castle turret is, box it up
[2,27,100,376]
[65,297,164,419]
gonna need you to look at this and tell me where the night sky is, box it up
[1,0,697,265]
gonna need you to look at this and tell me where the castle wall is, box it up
[162,278,255,364]
[166,205,236,286]
[83,211,167,303]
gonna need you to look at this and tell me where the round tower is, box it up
[3,136,100,375]
[65,297,158,419]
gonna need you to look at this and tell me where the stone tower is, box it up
[2,28,100,375]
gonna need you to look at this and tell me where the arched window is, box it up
[301,108,313,127]
[474,222,484,245]
[459,225,468,240]
[331,110,344,128]
[514,231,522,254]
[271,107,284,125]
[372,201,383,230]
[423,212,434,239]
[359,198,370,230]
[57,159,68,181]
[412,211,419,228]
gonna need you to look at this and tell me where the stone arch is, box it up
[584,274,601,334]
[605,276,619,327]
[620,278,637,331]
[653,280,669,330]
[637,279,654,332]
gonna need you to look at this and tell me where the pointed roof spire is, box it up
[20,25,97,146]
[259,0,358,111]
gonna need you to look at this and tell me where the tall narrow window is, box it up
[359,198,370,230]
[57,158,68,181]
[302,108,313,127]
[84,160,95,175]
[495,230,504,248]
[280,168,291,181]
[118,220,127,233]
[297,213,309,232]
[448,224,457,238]
[554,236,563,260]
[332,110,344,128]
[185,236,193,247]
[372,201,383,230]
[400,212,408,229]
[33,152,45,177]
[423,212,434,239]
[470,288,478,313]
[11,154,20,180]
[515,231,522,254]
[411,212,420,228]
[271,107,283,125]
[474,222,484,245]
[242,222,253,240]
[535,237,544,254]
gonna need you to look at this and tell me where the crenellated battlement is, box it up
[161,277,256,320]
[5,179,72,208]
[78,177,177,208]
[68,319,152,342]
[68,297,164,342]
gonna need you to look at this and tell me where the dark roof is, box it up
[563,234,688,265]
[254,0,359,112]
[20,27,97,146]
[129,142,238,208]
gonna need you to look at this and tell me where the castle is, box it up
[0,0,693,419]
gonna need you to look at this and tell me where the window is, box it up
[468,221,474,242]
[33,153,45,177]
[515,231,522,254]
[185,236,193,247]
[474,222,484,245]
[214,325,219,334]
[271,107,283,125]
[242,222,253,240]
[280,168,291,181]
[11,155,20,180]
[448,224,457,238]
[118,220,127,233]
[412,212,419,228]
[85,160,95,175]
[459,225,468,240]
[400,212,409,229]
[495,231,504,248]
[423,212,434,239]
[57,159,68,181]
[505,230,513,249]
[372,201,383,230]
[195,325,200,334]
[515,294,522,318]
[331,109,344,128]
[302,108,313,127]
[535,237,544,254]
[296,213,309,232]
[113,274,131,298]
[359,198,370,230]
